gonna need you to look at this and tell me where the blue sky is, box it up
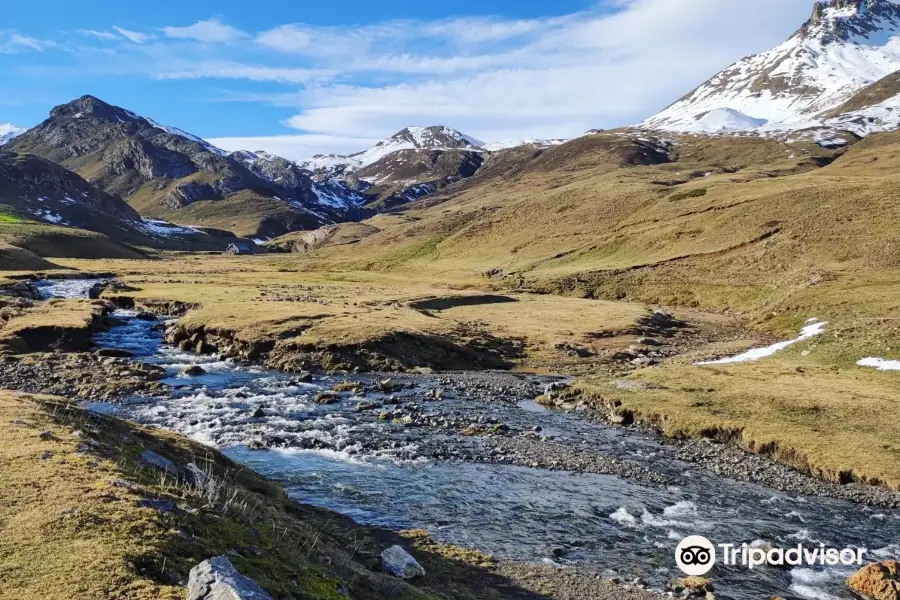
[1,0,816,159]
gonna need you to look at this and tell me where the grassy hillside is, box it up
[0,216,146,264]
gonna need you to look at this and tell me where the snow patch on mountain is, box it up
[682,109,769,133]
[0,124,26,146]
[142,116,229,157]
[643,0,900,137]
[298,154,360,172]
[482,138,569,151]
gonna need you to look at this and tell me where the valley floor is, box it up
[2,253,898,492]
[1,253,899,599]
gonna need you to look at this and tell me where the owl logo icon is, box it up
[676,536,716,576]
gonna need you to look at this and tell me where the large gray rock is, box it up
[381,545,425,579]
[188,555,272,600]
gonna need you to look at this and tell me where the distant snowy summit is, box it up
[643,0,900,137]
[0,124,25,145]
[297,126,484,173]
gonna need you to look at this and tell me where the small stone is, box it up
[183,365,207,377]
[96,348,135,358]
[251,406,266,419]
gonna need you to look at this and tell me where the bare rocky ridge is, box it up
[6,96,338,238]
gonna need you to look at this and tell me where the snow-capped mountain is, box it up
[643,0,900,136]
[0,123,25,145]
[352,126,484,167]
[231,149,366,216]
[298,126,486,173]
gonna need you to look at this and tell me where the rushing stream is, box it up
[42,279,900,600]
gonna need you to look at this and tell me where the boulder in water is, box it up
[6,280,40,300]
[96,348,134,358]
[183,365,207,376]
[380,545,425,579]
[314,391,339,404]
[848,560,900,600]
[187,555,273,600]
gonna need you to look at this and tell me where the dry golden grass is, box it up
[0,391,183,600]
[50,255,657,372]
[578,356,900,489]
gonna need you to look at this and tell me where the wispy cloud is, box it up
[113,26,153,44]
[0,32,53,54]
[162,19,248,43]
[157,61,328,84]
[77,29,120,41]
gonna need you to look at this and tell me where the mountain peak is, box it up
[802,0,900,42]
[381,126,485,151]
[642,0,900,136]
[50,94,140,123]
[0,123,25,145]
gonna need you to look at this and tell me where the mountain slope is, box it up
[0,150,252,253]
[6,96,339,238]
[644,0,900,135]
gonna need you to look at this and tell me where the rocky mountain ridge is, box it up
[5,96,359,238]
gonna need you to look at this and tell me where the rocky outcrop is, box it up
[848,560,900,600]
[187,555,273,600]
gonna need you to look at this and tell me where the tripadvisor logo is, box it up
[675,536,866,574]
[676,536,716,576]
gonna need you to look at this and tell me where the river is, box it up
[39,278,900,600]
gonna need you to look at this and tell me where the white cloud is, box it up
[269,0,817,144]
[113,26,153,44]
[208,133,379,161]
[0,33,52,53]
[162,19,248,43]
[77,29,120,41]
[157,61,327,83]
[19,0,821,156]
